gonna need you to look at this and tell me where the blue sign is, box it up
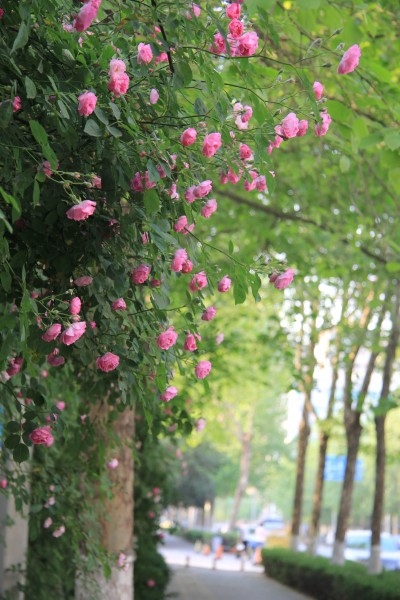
[324,455,363,482]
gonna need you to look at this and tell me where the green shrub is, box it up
[262,549,400,600]
[178,528,238,549]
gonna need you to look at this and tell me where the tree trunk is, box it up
[331,415,362,565]
[290,398,311,550]
[228,432,252,530]
[76,404,135,600]
[368,415,386,574]
[308,430,329,554]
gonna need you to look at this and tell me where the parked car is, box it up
[259,517,286,536]
[345,530,400,571]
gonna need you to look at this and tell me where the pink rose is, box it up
[174,215,189,232]
[157,326,178,350]
[195,360,212,380]
[108,72,130,97]
[47,350,65,367]
[66,200,96,221]
[241,105,253,123]
[96,352,120,372]
[109,59,126,77]
[227,167,242,184]
[150,88,159,104]
[180,128,197,146]
[201,198,217,218]
[77,92,97,116]
[218,275,231,293]
[131,264,151,284]
[186,3,201,18]
[147,580,156,588]
[155,52,168,64]
[30,426,54,447]
[181,259,193,273]
[75,276,93,287]
[244,171,257,192]
[184,332,201,352]
[279,112,299,138]
[315,111,332,137]
[195,180,212,198]
[220,172,229,184]
[255,175,267,192]
[74,0,101,32]
[202,133,222,158]
[236,31,259,57]
[142,232,149,244]
[0,8,4,20]
[171,248,188,272]
[228,19,244,39]
[296,120,309,137]
[184,186,197,203]
[42,324,62,342]
[189,271,207,292]
[107,458,119,469]
[313,81,324,100]
[0,479,7,489]
[12,97,21,113]
[91,175,102,189]
[56,401,66,411]
[215,333,224,345]
[52,525,66,538]
[43,517,52,528]
[160,386,178,402]
[239,143,253,160]
[60,321,87,345]
[130,172,143,192]
[210,32,226,55]
[69,297,81,315]
[226,3,241,19]
[337,44,361,75]
[196,418,206,432]
[112,298,126,311]
[270,268,295,290]
[202,306,216,321]
[6,356,23,377]
[138,43,153,65]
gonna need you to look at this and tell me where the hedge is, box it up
[262,548,400,600]
[178,528,238,549]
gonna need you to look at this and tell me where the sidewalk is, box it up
[162,535,314,600]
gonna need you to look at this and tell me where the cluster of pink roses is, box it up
[210,2,258,58]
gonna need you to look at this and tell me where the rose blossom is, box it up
[270,268,295,290]
[313,81,324,100]
[256,175,267,192]
[218,275,231,293]
[74,276,93,286]
[277,112,299,138]
[174,215,189,232]
[337,44,361,75]
[47,350,65,367]
[131,264,151,284]
[155,52,168,64]
[74,0,101,32]
[0,479,7,489]
[184,186,197,203]
[184,332,201,352]
[202,133,222,158]
[42,324,62,342]
[195,180,212,198]
[157,326,178,350]
[66,200,96,221]
[182,259,193,273]
[215,333,224,345]
[112,298,126,311]
[147,580,156,588]
[228,19,244,39]
[226,3,241,19]
[244,171,257,192]
[171,249,188,272]
[150,88,159,104]
[315,111,332,136]
[69,297,81,315]
[107,458,119,469]
[108,72,130,97]
[96,352,120,372]
[202,306,216,321]
[52,525,66,538]
[130,172,143,192]
[186,3,201,18]
[137,43,153,64]
[195,418,206,432]
[297,120,309,137]
[210,32,226,55]
[180,127,197,146]
[43,517,53,529]
[201,198,217,218]
[236,31,259,57]
[77,92,97,116]
[160,386,178,402]
[239,143,253,160]
[91,175,101,189]
[30,426,54,447]
[189,271,207,292]
[60,321,87,345]
[195,360,212,380]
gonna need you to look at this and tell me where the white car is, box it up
[345,530,400,571]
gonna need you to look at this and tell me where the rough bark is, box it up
[228,432,252,530]
[308,430,329,554]
[76,403,135,600]
[368,283,400,574]
[290,397,311,550]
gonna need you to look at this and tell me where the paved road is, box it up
[162,535,314,600]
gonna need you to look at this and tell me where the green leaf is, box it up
[33,179,40,206]
[6,421,20,434]
[386,262,400,274]
[0,187,21,217]
[84,119,103,137]
[146,159,160,183]
[0,265,12,291]
[58,100,70,120]
[384,129,400,151]
[4,434,21,449]
[0,100,13,129]
[339,156,351,173]
[106,125,122,137]
[29,120,48,146]
[11,21,30,53]
[95,107,109,125]
[13,444,30,463]
[173,61,193,89]
[25,76,37,99]
[194,97,208,116]
[110,102,121,120]
[144,189,160,215]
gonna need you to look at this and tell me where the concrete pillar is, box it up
[0,488,30,598]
